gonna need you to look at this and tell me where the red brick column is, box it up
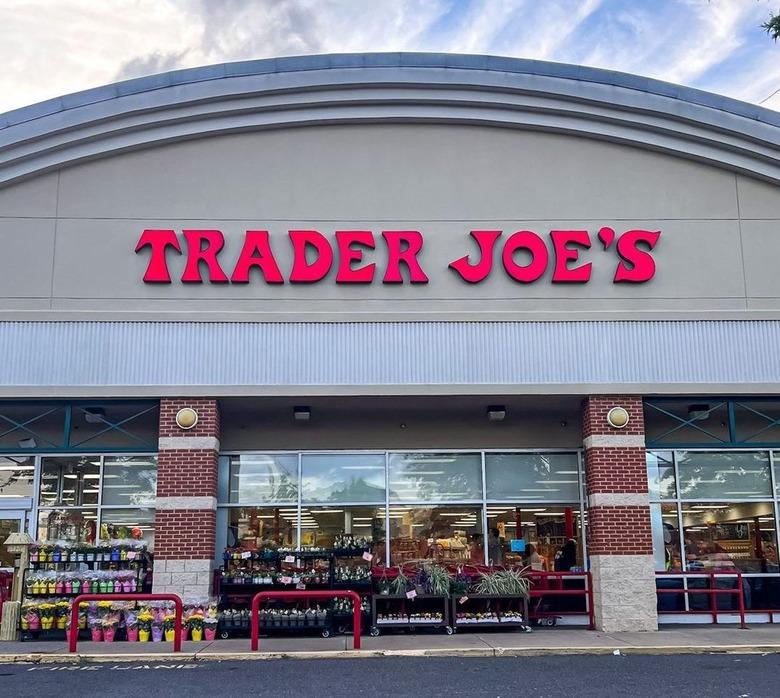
[583,395,657,631]
[153,398,220,597]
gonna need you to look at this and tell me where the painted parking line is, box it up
[26,664,202,671]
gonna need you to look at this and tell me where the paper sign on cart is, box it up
[280,576,293,584]
[406,590,417,599]
[284,555,295,563]
[362,552,373,562]
[241,551,252,559]
[127,552,136,560]
[459,596,469,604]
[296,583,306,590]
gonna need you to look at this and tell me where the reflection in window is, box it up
[650,503,682,571]
[681,502,778,573]
[301,454,385,503]
[227,507,296,549]
[645,401,730,445]
[388,453,482,502]
[228,454,298,504]
[39,457,101,506]
[676,451,771,499]
[485,453,580,501]
[646,451,676,499]
[100,508,155,551]
[37,508,97,544]
[301,506,385,560]
[388,505,483,565]
[101,456,157,506]
[0,456,35,498]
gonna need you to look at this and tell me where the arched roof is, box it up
[1,52,780,186]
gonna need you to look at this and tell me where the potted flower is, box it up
[55,601,70,630]
[125,610,139,642]
[204,617,218,641]
[102,615,119,643]
[187,613,204,641]
[151,618,164,642]
[163,614,177,642]
[89,617,103,642]
[39,602,55,630]
[137,612,153,642]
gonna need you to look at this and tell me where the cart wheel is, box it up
[369,626,380,637]
[321,628,331,638]
[545,617,556,627]
[445,626,454,635]
[219,630,230,639]
[337,624,347,635]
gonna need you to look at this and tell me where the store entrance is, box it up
[0,510,25,606]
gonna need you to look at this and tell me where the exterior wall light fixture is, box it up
[175,407,199,430]
[487,405,507,422]
[606,406,630,429]
[294,406,311,422]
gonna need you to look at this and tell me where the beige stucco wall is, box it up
[0,123,778,321]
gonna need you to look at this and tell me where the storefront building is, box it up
[2,53,780,633]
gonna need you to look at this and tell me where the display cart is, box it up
[450,594,532,632]
[370,593,452,636]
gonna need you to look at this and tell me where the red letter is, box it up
[231,230,284,284]
[550,230,592,283]
[501,231,548,283]
[449,231,502,283]
[614,229,661,283]
[181,230,229,283]
[382,231,428,284]
[289,230,333,283]
[135,229,181,283]
[335,231,376,283]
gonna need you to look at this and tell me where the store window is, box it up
[485,452,580,501]
[39,457,101,507]
[646,451,676,499]
[226,454,298,503]
[650,503,683,571]
[302,506,385,560]
[302,453,385,503]
[0,456,35,498]
[388,505,483,565]
[99,508,155,550]
[676,451,771,500]
[101,456,157,506]
[37,507,97,544]
[227,506,296,549]
[387,453,482,501]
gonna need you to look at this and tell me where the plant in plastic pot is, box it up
[90,618,103,642]
[187,614,204,641]
[102,616,119,643]
[126,610,139,642]
[151,619,164,642]
[39,602,55,630]
[55,601,70,629]
[163,614,177,642]
[137,612,153,642]
[204,617,218,641]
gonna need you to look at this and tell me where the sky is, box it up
[2,0,780,114]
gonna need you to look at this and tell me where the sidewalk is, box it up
[3,626,780,662]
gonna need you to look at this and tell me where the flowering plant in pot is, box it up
[163,614,177,642]
[204,617,218,641]
[102,615,119,643]
[39,603,55,630]
[125,610,139,642]
[137,612,153,642]
[55,601,70,630]
[151,619,164,642]
[89,617,103,642]
[186,614,205,641]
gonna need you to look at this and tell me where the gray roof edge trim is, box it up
[2,53,779,131]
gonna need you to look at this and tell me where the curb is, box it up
[4,645,780,663]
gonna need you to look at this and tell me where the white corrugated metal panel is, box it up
[0,321,778,390]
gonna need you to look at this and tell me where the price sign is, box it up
[127,551,136,560]
[296,583,306,590]
[284,555,295,563]
[240,551,252,559]
[280,576,293,585]
[406,589,417,600]
[459,596,469,605]
[362,552,374,562]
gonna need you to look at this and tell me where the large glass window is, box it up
[388,453,482,502]
[101,456,157,506]
[302,506,385,560]
[37,507,98,545]
[302,454,385,503]
[676,451,771,499]
[0,456,35,499]
[227,454,298,504]
[646,451,676,499]
[100,507,155,551]
[39,456,101,506]
[227,506,296,549]
[485,452,580,501]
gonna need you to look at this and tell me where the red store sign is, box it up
[135,227,660,285]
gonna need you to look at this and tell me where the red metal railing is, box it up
[655,571,747,629]
[527,571,595,630]
[250,590,362,652]
[0,572,12,623]
[68,593,184,653]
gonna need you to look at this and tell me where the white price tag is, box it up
[284,555,295,563]
[406,589,417,600]
[362,552,374,562]
[241,551,252,559]
[280,576,293,585]
[296,583,306,590]
[127,551,136,560]
[459,596,469,605]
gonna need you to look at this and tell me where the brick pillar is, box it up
[583,395,657,632]
[153,399,220,598]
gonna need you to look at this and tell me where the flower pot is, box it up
[91,628,103,642]
[20,616,29,630]
[191,628,203,642]
[41,618,53,630]
[204,627,217,641]
[64,581,72,594]
[123,580,134,593]
[28,616,40,630]
[57,617,67,630]
[99,582,109,594]
[55,582,65,595]
[164,629,176,642]
[103,627,116,642]
[152,626,163,642]
[139,629,150,642]
[72,580,81,594]
[126,626,139,642]
[180,627,190,641]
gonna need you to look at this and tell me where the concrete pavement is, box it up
[3,625,780,661]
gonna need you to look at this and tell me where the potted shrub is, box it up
[187,614,204,641]
[137,612,153,642]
